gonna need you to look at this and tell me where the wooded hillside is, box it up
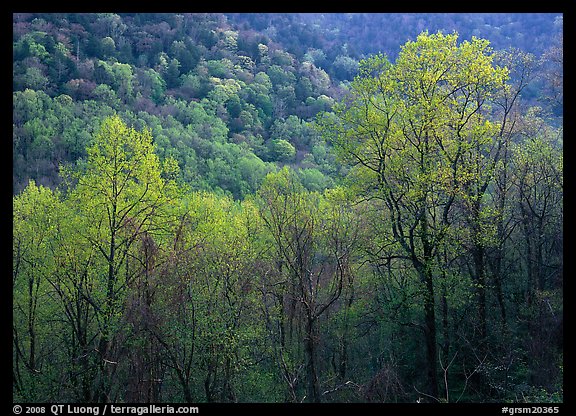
[13,13,563,405]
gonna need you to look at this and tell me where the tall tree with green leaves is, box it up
[61,114,180,401]
[321,32,510,399]
[13,181,61,400]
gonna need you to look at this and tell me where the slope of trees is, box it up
[13,14,562,404]
[13,13,344,197]
[12,13,561,197]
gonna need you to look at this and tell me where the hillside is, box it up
[12,13,562,196]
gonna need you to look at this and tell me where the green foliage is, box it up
[267,138,296,162]
[12,12,349,196]
[12,14,563,404]
[298,168,331,192]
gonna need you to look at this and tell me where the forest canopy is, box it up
[13,13,562,404]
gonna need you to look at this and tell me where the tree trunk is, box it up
[441,284,450,362]
[472,245,488,341]
[417,212,439,399]
[491,249,508,331]
[305,315,321,403]
[423,270,439,399]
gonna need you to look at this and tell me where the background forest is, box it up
[13,13,563,404]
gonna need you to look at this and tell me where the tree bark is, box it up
[423,269,439,399]
[472,245,488,341]
[305,314,321,403]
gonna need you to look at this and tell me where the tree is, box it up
[511,117,563,299]
[267,139,296,163]
[332,55,358,81]
[322,32,509,399]
[62,115,179,401]
[135,191,269,402]
[164,58,181,89]
[13,181,61,400]
[257,168,357,402]
[135,68,166,104]
[538,20,563,113]
[510,128,563,390]
[100,36,116,59]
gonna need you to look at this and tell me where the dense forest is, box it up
[13,13,562,404]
